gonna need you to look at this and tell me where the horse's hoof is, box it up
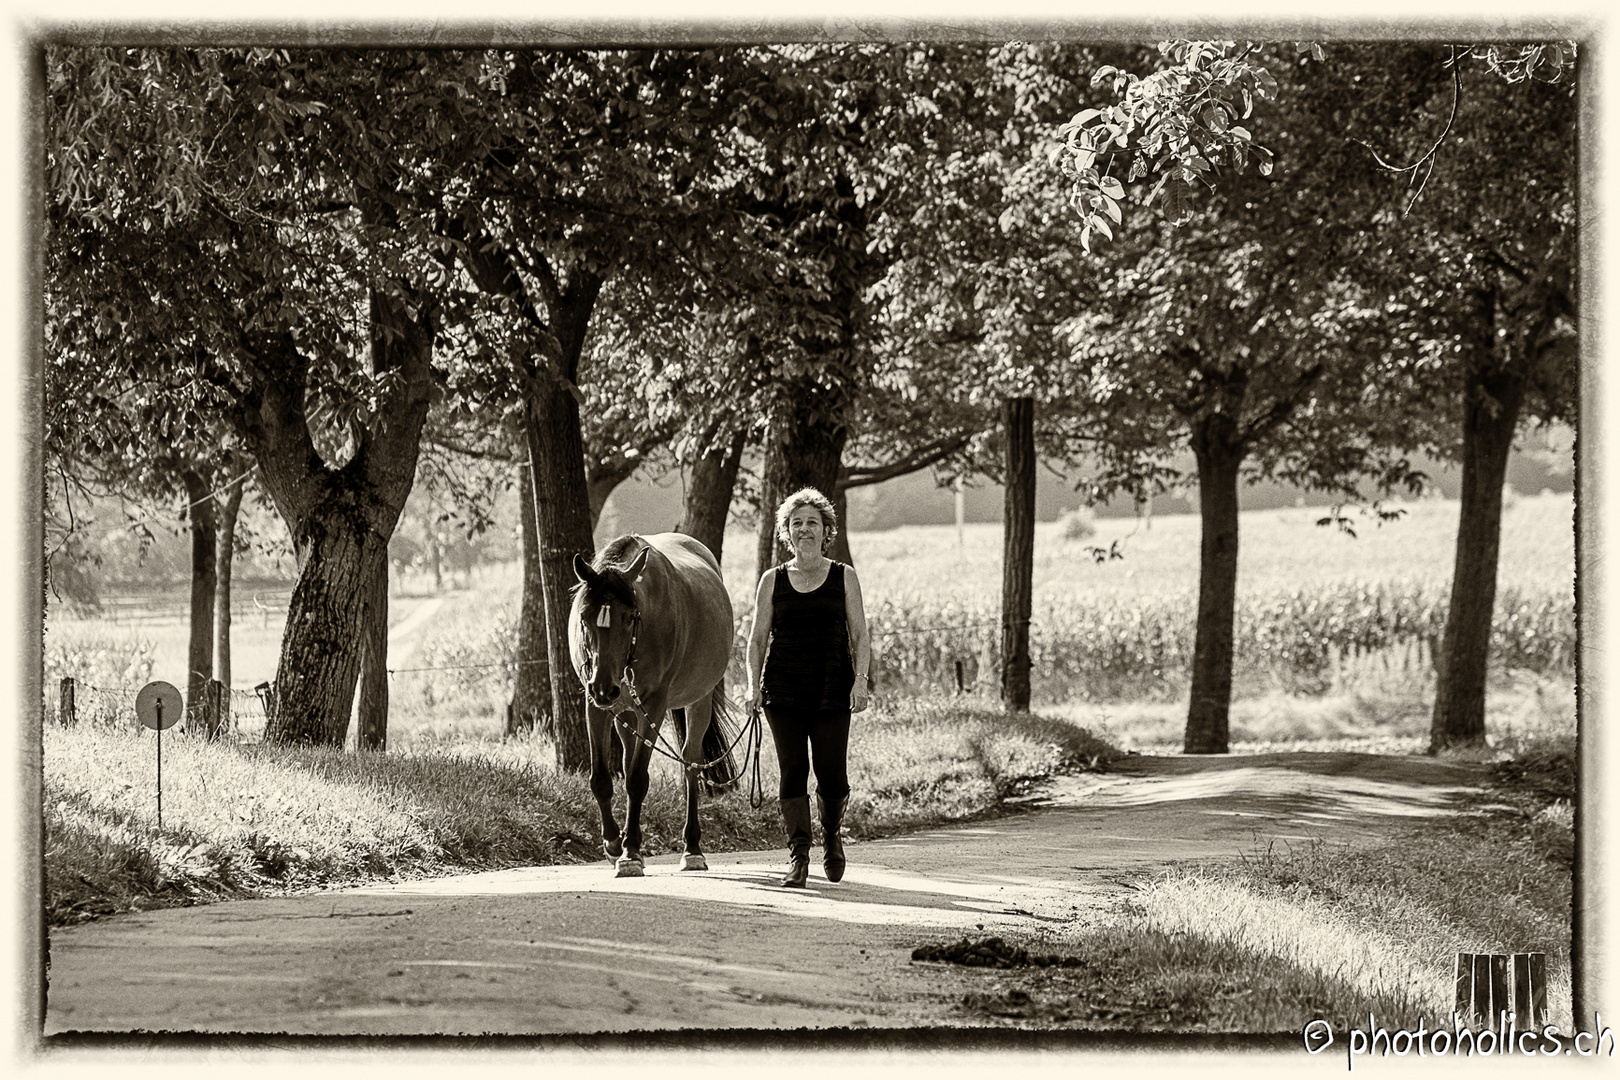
[680,853,708,872]
[603,840,623,861]
[614,857,645,878]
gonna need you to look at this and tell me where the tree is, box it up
[1001,398,1036,711]
[881,43,1445,750]
[42,229,252,735]
[871,42,1135,709]
[211,468,247,695]
[1063,47,1448,752]
[444,47,820,769]
[1055,41,1578,750]
[1349,57,1577,750]
[741,43,1060,577]
[46,48,483,746]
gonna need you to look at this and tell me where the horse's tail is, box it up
[671,684,741,794]
[702,685,742,792]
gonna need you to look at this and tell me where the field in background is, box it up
[43,493,1574,754]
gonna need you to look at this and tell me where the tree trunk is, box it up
[525,273,604,774]
[680,425,746,566]
[180,470,218,735]
[1185,415,1245,754]
[587,464,633,529]
[267,517,379,744]
[508,458,552,739]
[754,381,849,579]
[212,473,244,693]
[1000,397,1035,712]
[357,555,389,752]
[829,485,853,566]
[1430,363,1526,752]
[255,287,436,747]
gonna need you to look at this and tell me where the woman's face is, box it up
[787,505,826,553]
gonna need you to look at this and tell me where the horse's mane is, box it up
[594,534,646,572]
[571,535,646,612]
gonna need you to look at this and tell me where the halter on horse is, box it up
[568,532,740,878]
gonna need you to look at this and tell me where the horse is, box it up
[569,532,741,878]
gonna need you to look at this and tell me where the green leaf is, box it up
[1099,176,1124,199]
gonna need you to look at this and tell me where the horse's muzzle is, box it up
[588,682,621,710]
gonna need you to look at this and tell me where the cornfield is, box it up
[867,581,1574,703]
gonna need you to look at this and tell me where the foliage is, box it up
[1056,41,1282,250]
[1054,39,1578,249]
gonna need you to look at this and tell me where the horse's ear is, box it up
[572,552,596,586]
[623,545,652,582]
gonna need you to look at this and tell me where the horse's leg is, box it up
[587,704,622,862]
[677,694,714,871]
[616,697,661,878]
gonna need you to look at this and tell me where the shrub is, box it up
[1059,507,1097,542]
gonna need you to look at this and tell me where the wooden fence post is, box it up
[59,677,76,727]
[1456,952,1546,1027]
[254,680,275,729]
[205,679,227,739]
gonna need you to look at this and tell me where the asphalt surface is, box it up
[43,751,1485,1037]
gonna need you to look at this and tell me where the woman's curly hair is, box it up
[774,487,838,555]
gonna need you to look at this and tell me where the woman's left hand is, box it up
[851,685,871,713]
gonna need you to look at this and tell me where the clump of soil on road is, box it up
[911,935,1083,969]
[910,935,1198,1029]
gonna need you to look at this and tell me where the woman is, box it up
[746,487,871,888]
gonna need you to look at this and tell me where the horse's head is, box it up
[570,544,652,710]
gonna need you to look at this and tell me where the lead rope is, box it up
[612,666,765,800]
[745,705,765,810]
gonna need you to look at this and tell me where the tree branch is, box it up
[1348,53,1461,215]
[838,430,974,490]
[1240,362,1324,443]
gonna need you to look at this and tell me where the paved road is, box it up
[44,753,1484,1036]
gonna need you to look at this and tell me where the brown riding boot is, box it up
[779,796,812,888]
[818,793,848,883]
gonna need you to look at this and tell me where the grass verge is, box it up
[44,694,1117,926]
[929,928,1417,1031]
[920,734,1575,1033]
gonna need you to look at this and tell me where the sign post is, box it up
[135,681,183,829]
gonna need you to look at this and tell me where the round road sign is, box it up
[135,681,183,731]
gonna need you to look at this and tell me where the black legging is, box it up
[764,705,851,802]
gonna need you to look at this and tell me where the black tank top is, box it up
[762,562,855,712]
